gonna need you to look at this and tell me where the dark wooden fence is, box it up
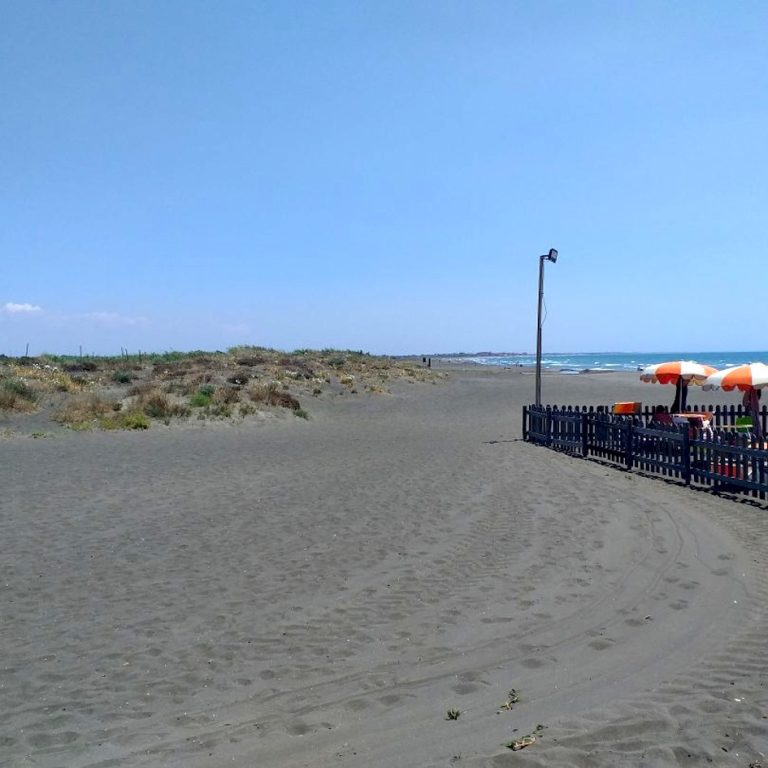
[522,404,768,501]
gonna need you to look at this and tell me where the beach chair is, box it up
[735,416,753,433]
[612,402,641,415]
[711,459,751,484]
[650,411,674,427]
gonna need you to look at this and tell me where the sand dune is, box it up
[2,369,766,767]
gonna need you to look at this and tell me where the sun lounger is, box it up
[612,402,641,414]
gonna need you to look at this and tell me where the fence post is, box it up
[546,406,552,447]
[581,412,588,457]
[625,420,634,471]
[522,406,528,441]
[682,428,691,486]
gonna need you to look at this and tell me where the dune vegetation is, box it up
[0,347,441,431]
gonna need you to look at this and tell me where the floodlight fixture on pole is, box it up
[535,248,558,407]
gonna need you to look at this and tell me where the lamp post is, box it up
[535,248,558,407]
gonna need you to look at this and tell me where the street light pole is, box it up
[535,248,558,407]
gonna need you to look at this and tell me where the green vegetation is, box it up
[53,394,113,428]
[190,389,213,408]
[0,377,37,410]
[248,381,279,404]
[111,370,134,384]
[120,411,150,429]
[0,346,442,430]
[54,395,151,430]
[102,410,150,430]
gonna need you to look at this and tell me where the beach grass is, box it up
[0,346,441,430]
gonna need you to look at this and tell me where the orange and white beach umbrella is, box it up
[703,363,768,439]
[641,360,718,412]
[702,362,768,392]
[640,361,718,385]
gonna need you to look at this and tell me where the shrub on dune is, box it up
[53,394,112,428]
[133,387,191,419]
[190,384,215,408]
[0,377,38,411]
[247,381,301,411]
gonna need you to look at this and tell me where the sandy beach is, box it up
[2,367,767,767]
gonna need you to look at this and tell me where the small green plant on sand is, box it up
[119,411,150,429]
[446,708,461,721]
[99,410,150,430]
[190,389,213,408]
[111,370,133,384]
[294,408,309,420]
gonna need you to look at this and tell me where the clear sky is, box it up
[3,1,767,356]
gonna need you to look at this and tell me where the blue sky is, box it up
[3,1,767,356]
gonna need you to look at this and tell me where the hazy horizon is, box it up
[6,345,768,361]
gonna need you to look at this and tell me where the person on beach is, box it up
[742,388,763,439]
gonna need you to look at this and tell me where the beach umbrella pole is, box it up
[671,378,686,412]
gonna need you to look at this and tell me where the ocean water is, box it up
[461,351,768,372]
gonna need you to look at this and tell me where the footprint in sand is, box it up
[344,699,370,712]
[379,694,404,706]
[27,731,80,748]
[451,683,478,695]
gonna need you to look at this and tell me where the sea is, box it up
[449,352,768,373]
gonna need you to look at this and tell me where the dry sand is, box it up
[2,368,767,767]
